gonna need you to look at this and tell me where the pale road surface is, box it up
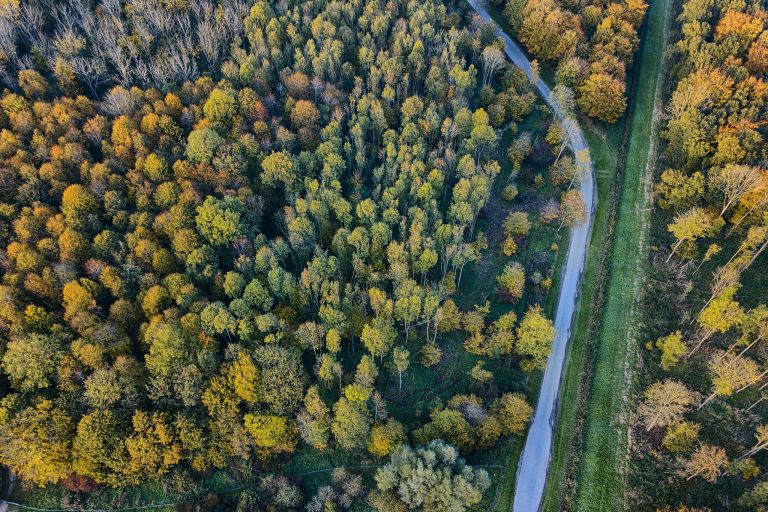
[466,1,597,511]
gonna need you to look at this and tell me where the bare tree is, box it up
[481,45,504,86]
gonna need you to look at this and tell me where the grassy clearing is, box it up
[569,0,673,509]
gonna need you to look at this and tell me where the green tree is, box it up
[195,196,245,245]
[203,88,237,125]
[331,397,371,450]
[374,440,491,512]
[2,333,62,391]
[186,127,224,163]
[391,346,409,391]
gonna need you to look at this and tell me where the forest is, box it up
[494,0,647,122]
[631,0,768,509]
[0,0,594,510]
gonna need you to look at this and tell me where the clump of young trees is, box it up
[634,0,768,508]
[0,0,558,500]
[371,440,491,512]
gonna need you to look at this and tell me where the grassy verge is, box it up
[563,0,673,509]
[540,122,621,512]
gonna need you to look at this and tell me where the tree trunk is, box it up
[687,329,714,358]
[747,396,765,412]
[737,367,768,393]
[666,238,685,263]
[698,392,717,410]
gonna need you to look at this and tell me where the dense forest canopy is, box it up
[0,0,583,508]
[633,0,768,509]
[494,0,648,122]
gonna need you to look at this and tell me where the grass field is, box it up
[561,0,674,508]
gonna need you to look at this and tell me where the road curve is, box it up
[466,2,597,511]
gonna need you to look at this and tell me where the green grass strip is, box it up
[570,0,674,509]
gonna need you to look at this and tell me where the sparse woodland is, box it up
[632,0,768,510]
[0,0,589,509]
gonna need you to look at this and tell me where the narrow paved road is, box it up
[466,2,596,511]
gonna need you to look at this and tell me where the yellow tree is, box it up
[683,444,728,482]
[690,285,745,355]
[515,304,556,371]
[0,400,73,486]
[244,414,298,458]
[699,351,760,409]
[638,379,696,430]
[577,73,627,123]
[666,207,719,262]
[742,424,768,458]
[558,189,587,231]
[710,164,765,216]
[656,331,687,370]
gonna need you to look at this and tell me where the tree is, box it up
[361,318,396,361]
[374,440,491,512]
[663,421,700,453]
[261,151,296,190]
[683,445,728,482]
[368,419,406,457]
[656,331,687,370]
[392,347,410,391]
[331,397,371,450]
[195,196,245,245]
[72,410,128,486]
[2,333,63,391]
[558,189,587,230]
[638,380,696,430]
[710,164,765,216]
[297,385,331,450]
[421,343,443,367]
[0,400,74,486]
[507,133,532,171]
[143,153,168,183]
[255,345,308,415]
[244,414,298,458]
[492,393,533,435]
[699,351,760,409]
[742,424,768,458]
[469,360,493,387]
[692,286,745,355]
[655,169,705,210]
[123,411,181,480]
[481,46,505,86]
[497,262,525,301]
[61,184,98,229]
[413,408,475,450]
[515,305,556,371]
[144,319,196,378]
[186,127,224,163]
[577,73,627,123]
[203,88,236,125]
[290,100,320,129]
[228,351,260,404]
[666,207,718,262]
[84,368,123,409]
